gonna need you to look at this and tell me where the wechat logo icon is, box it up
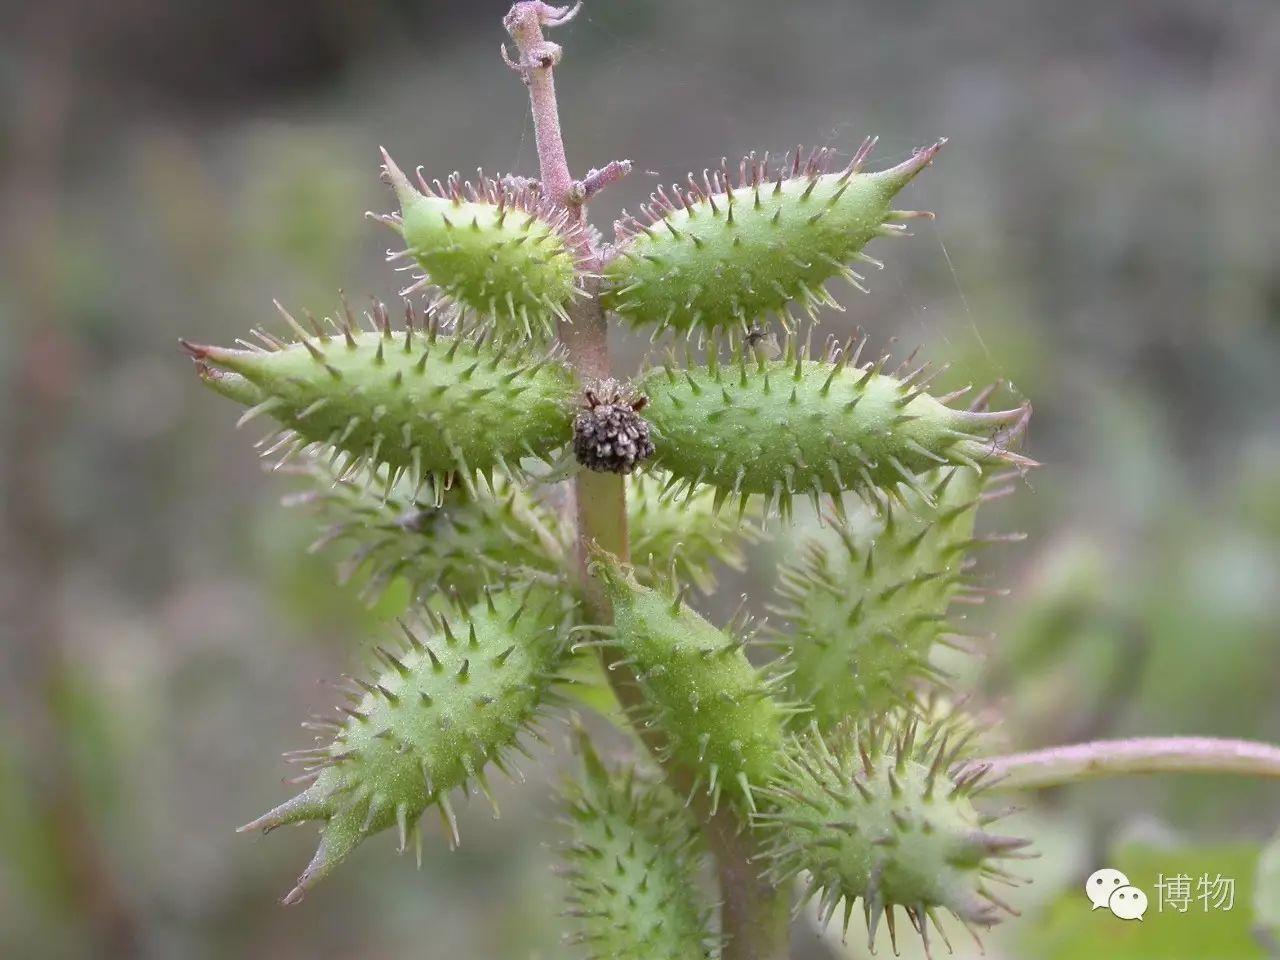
[1086,868,1148,920]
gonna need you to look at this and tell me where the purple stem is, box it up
[581,159,632,201]
[958,736,1280,792]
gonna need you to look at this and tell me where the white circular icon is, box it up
[1085,867,1130,910]
[1108,884,1148,920]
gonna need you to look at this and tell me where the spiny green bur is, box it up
[287,457,757,609]
[590,551,785,812]
[178,7,1056,951]
[378,151,584,340]
[755,717,1032,952]
[771,466,1005,730]
[189,305,576,491]
[286,457,568,605]
[603,141,943,335]
[639,335,1031,516]
[561,737,716,960]
[240,587,569,903]
[628,471,760,594]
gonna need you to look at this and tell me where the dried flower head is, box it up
[572,378,654,474]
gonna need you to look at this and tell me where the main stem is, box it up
[504,6,790,958]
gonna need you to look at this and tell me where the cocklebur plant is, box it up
[185,5,1280,958]
[240,587,573,903]
[767,464,1008,732]
[560,729,719,959]
[754,714,1034,952]
[277,458,756,605]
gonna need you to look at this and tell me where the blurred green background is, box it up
[2,1,1278,957]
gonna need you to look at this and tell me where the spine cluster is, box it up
[603,140,942,336]
[639,334,1032,518]
[239,587,571,903]
[627,473,760,594]
[560,736,717,959]
[591,551,788,813]
[282,454,760,608]
[755,715,1031,951]
[378,151,587,340]
[769,465,1019,730]
[282,457,568,605]
[187,300,576,494]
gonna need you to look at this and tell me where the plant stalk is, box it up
[504,5,790,958]
[960,736,1280,792]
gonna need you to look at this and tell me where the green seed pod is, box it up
[284,455,569,604]
[770,466,1017,730]
[589,550,786,812]
[186,301,576,491]
[602,140,942,336]
[638,335,1033,517]
[755,715,1032,951]
[561,733,716,960]
[376,151,586,340]
[239,587,570,903]
[283,456,759,607]
[628,471,761,594]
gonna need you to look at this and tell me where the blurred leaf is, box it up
[1025,843,1267,960]
[1255,829,1280,952]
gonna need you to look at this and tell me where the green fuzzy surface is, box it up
[773,467,986,730]
[285,461,757,608]
[627,472,759,594]
[397,194,580,339]
[756,717,1031,947]
[638,338,1026,512]
[377,152,582,340]
[240,588,569,902]
[593,553,784,811]
[286,458,569,605]
[195,326,576,486]
[561,741,715,960]
[602,147,937,334]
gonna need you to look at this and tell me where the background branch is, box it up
[960,737,1280,792]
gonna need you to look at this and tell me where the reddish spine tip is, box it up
[281,885,305,907]
[179,338,211,359]
[879,139,948,187]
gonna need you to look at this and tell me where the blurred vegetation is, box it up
[1,1,1277,957]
